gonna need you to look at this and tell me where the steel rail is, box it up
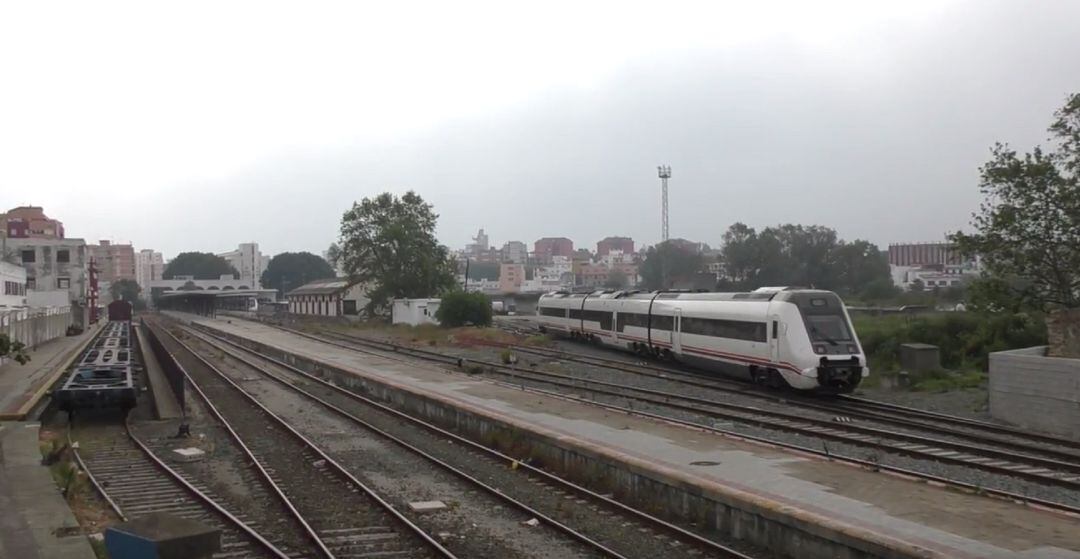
[69,418,291,559]
[493,324,1080,452]
[153,322,456,559]
[184,324,756,559]
[183,328,636,559]
[499,342,1080,462]
[283,326,1080,495]
[67,425,128,522]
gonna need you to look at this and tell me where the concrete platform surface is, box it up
[0,323,101,420]
[176,313,1080,559]
[0,422,97,559]
[134,323,182,419]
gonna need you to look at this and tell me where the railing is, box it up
[0,307,72,365]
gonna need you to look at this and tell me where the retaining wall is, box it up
[989,346,1080,440]
[183,317,929,559]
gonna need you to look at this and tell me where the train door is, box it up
[672,308,683,354]
[769,314,781,364]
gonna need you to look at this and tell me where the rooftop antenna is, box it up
[658,165,671,242]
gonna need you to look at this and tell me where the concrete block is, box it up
[408,500,447,513]
[104,513,220,559]
[899,343,939,373]
[171,447,205,462]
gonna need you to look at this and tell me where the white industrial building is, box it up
[392,298,441,326]
[135,249,164,293]
[890,263,980,290]
[217,242,269,288]
[3,236,89,327]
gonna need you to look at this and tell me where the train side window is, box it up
[772,321,778,339]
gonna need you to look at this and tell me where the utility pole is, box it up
[657,165,671,290]
[658,165,671,243]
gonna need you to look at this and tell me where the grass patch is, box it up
[910,369,986,392]
[523,334,553,346]
[39,428,117,558]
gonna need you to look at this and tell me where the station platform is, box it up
[167,313,1080,559]
[0,422,97,559]
[134,323,182,419]
[0,323,101,421]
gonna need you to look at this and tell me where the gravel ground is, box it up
[180,334,596,559]
[129,395,314,555]
[156,323,445,559]
[375,335,1080,463]
[181,326,771,559]
[852,385,991,419]
[311,326,1080,512]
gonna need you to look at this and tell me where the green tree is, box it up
[964,275,1035,313]
[604,269,629,289]
[163,252,237,280]
[859,277,900,301]
[261,252,336,295]
[717,223,889,293]
[325,243,342,269]
[466,261,500,280]
[831,240,890,296]
[952,93,1080,310]
[0,334,30,365]
[640,240,705,290]
[109,279,141,302]
[435,290,493,327]
[338,191,456,313]
[719,222,760,287]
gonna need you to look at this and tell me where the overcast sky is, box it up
[2,1,1078,260]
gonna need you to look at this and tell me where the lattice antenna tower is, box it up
[657,165,671,242]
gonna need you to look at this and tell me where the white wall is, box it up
[5,237,87,306]
[1,261,28,308]
[392,298,441,326]
[989,347,1080,441]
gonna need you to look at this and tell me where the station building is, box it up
[287,278,369,317]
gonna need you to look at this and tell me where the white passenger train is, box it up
[535,287,867,393]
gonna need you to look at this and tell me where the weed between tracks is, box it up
[38,426,118,559]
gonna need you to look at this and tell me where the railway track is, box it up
[273,325,1080,516]
[179,323,763,559]
[500,342,1080,461]
[495,322,1080,455]
[70,419,290,559]
[146,321,455,559]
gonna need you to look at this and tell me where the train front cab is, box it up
[773,291,867,393]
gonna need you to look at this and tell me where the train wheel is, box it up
[750,366,770,387]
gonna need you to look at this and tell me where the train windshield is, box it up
[805,315,852,343]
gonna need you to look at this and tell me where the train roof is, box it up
[539,286,837,303]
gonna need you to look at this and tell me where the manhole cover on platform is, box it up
[689,460,721,466]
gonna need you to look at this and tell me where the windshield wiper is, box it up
[811,326,839,346]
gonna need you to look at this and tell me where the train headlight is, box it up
[814,345,826,354]
[847,344,857,354]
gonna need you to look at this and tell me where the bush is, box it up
[436,291,493,327]
[0,334,30,364]
[853,311,1046,374]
